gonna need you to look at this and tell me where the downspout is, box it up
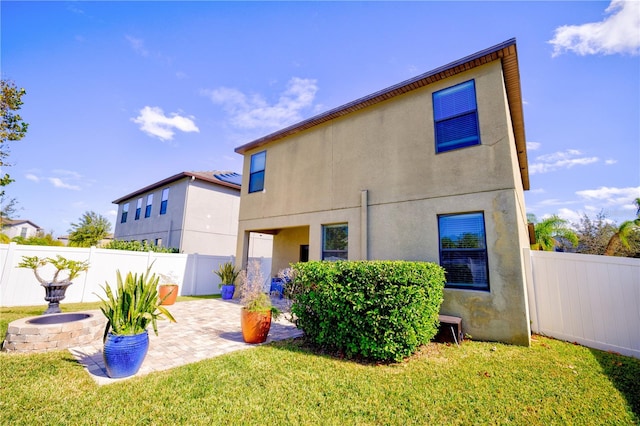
[361,190,368,260]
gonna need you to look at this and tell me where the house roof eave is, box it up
[111,171,241,205]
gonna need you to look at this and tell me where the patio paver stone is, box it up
[69,298,302,385]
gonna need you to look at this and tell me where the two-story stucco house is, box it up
[113,171,272,257]
[234,39,531,346]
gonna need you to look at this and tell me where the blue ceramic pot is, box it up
[221,284,235,300]
[103,331,149,378]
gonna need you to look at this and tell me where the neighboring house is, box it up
[234,39,531,346]
[1,219,42,239]
[113,171,272,257]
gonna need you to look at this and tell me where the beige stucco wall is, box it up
[236,61,531,345]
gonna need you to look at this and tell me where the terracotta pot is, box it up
[241,308,272,344]
[158,284,178,305]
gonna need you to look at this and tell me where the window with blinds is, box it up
[160,188,169,215]
[438,212,489,290]
[145,194,153,218]
[249,151,266,193]
[433,80,480,153]
[121,203,129,223]
[322,224,348,261]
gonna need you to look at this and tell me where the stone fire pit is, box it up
[2,310,106,353]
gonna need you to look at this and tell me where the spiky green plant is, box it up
[214,261,240,287]
[97,267,176,339]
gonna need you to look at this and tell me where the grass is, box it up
[1,304,638,425]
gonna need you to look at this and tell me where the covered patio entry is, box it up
[238,226,310,278]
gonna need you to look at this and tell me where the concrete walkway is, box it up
[69,298,302,386]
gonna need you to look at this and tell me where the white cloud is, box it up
[556,208,582,224]
[48,177,81,191]
[605,159,617,165]
[576,186,640,208]
[549,0,640,57]
[203,77,319,129]
[529,149,599,174]
[131,106,199,141]
[125,35,149,57]
[526,141,541,151]
[25,174,40,182]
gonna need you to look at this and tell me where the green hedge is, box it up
[102,240,179,253]
[288,260,445,362]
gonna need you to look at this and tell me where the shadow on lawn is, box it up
[590,348,640,418]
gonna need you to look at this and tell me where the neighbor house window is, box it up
[438,212,489,291]
[20,227,28,238]
[322,224,348,261]
[249,151,266,193]
[135,198,142,220]
[145,194,153,218]
[121,203,129,223]
[155,238,162,247]
[433,80,480,153]
[160,188,169,215]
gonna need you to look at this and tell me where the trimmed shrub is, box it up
[287,260,445,362]
[103,240,179,253]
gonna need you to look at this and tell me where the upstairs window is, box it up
[135,198,142,220]
[160,188,169,215]
[438,212,489,291]
[249,151,266,193]
[145,194,153,218]
[433,80,480,153]
[121,203,129,223]
[322,224,348,261]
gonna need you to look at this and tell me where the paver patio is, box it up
[69,298,302,385]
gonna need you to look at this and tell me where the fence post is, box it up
[0,242,18,306]
[79,246,97,302]
[189,253,198,296]
[523,247,539,333]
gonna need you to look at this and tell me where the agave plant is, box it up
[97,267,176,339]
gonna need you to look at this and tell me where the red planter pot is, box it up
[241,308,272,344]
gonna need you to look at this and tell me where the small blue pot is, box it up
[103,331,149,378]
[221,284,235,300]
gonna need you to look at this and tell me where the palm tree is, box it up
[530,215,578,251]
[604,198,640,256]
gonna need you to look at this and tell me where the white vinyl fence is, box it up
[525,248,640,359]
[0,243,271,307]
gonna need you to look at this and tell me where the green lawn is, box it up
[1,302,638,425]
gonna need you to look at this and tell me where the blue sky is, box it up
[2,0,639,238]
